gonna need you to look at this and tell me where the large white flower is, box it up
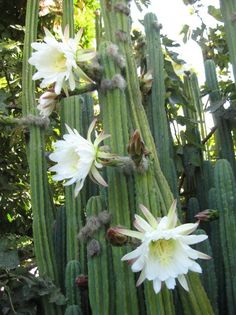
[117,200,210,294]
[49,120,110,196]
[29,26,95,95]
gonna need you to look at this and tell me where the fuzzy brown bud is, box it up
[107,227,128,246]
[98,210,111,224]
[76,275,88,288]
[87,239,101,257]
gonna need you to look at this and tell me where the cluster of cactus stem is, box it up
[19,0,236,314]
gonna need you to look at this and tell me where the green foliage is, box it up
[0,267,66,315]
[0,237,20,270]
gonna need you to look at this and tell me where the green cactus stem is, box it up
[22,0,62,314]
[194,229,218,314]
[204,59,236,174]
[65,260,82,308]
[214,159,236,314]
[220,0,236,81]
[86,196,110,315]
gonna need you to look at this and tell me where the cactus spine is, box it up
[214,159,236,314]
[86,196,110,315]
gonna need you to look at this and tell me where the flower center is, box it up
[54,52,67,71]
[149,239,176,265]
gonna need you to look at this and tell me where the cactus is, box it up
[187,197,200,223]
[20,0,220,313]
[65,305,82,315]
[86,196,110,315]
[53,206,67,292]
[194,229,218,314]
[22,1,62,314]
[143,13,171,182]
[208,187,227,315]
[203,160,214,193]
[220,0,236,81]
[214,159,236,314]
[204,59,236,174]
[98,40,140,315]
[98,2,214,313]
[189,73,207,141]
[65,260,82,308]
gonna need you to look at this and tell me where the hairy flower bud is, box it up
[107,227,128,246]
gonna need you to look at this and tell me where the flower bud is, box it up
[195,209,219,222]
[107,227,128,246]
[127,130,149,166]
[75,275,88,288]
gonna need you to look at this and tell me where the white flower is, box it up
[37,90,58,117]
[29,26,95,95]
[117,200,210,294]
[49,120,110,196]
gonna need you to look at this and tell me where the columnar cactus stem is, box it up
[99,1,214,314]
[194,229,218,314]
[98,41,139,315]
[208,187,226,315]
[86,196,110,315]
[214,159,236,314]
[60,97,85,264]
[100,0,173,213]
[22,1,62,314]
[62,0,74,35]
[220,0,236,81]
[204,59,236,174]
[143,13,171,183]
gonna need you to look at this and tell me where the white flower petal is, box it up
[121,244,146,261]
[139,204,158,228]
[166,199,178,229]
[136,270,146,286]
[90,165,108,187]
[116,228,144,240]
[165,277,176,290]
[131,255,145,272]
[179,234,208,245]
[153,278,162,294]
[173,222,199,235]
[134,214,153,232]
[178,274,189,291]
[189,261,202,273]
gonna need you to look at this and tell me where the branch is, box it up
[201,126,217,145]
